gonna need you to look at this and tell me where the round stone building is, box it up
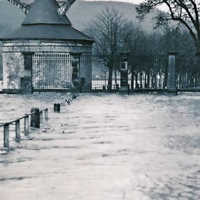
[0,0,93,93]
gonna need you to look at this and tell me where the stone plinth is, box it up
[167,52,177,94]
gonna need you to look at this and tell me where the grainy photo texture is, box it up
[0,0,200,199]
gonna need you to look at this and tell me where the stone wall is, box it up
[1,40,93,92]
[2,52,24,89]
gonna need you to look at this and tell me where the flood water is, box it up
[0,93,200,200]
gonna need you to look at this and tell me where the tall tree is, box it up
[86,8,130,90]
[136,0,200,53]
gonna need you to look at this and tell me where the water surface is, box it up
[0,93,200,200]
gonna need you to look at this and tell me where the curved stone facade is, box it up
[1,40,92,92]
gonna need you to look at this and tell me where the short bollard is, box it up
[128,84,130,95]
[44,108,48,120]
[72,94,77,99]
[24,115,29,136]
[3,123,9,150]
[15,120,21,142]
[31,108,40,128]
[54,103,60,113]
[40,111,43,123]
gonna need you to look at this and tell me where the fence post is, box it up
[31,108,40,128]
[24,115,29,136]
[3,123,9,150]
[15,120,21,142]
[54,104,60,113]
[40,111,43,124]
[44,108,48,120]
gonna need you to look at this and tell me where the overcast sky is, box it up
[86,0,168,11]
[0,0,168,11]
[86,0,143,3]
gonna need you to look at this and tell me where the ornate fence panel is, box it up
[32,52,72,90]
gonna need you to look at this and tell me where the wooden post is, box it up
[15,120,20,142]
[54,104,60,113]
[24,115,29,136]
[3,123,9,149]
[31,108,40,128]
[44,108,48,120]
[40,111,43,123]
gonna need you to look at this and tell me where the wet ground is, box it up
[0,93,200,200]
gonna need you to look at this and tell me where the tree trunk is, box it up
[139,72,143,88]
[159,71,162,88]
[135,72,138,88]
[164,65,168,89]
[151,72,154,88]
[108,65,113,91]
[179,73,182,89]
[131,66,134,90]
[114,69,117,86]
[147,71,150,88]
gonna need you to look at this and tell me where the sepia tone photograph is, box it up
[0,0,200,199]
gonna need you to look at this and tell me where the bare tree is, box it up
[86,8,131,90]
[136,0,200,53]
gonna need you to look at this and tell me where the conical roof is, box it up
[23,0,71,25]
[0,0,93,43]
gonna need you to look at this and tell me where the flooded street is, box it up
[0,93,200,199]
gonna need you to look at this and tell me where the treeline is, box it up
[85,8,199,89]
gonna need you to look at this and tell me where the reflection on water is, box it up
[0,93,200,199]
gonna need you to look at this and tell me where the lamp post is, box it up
[120,51,129,92]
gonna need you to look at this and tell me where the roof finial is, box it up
[6,0,76,15]
[57,0,76,15]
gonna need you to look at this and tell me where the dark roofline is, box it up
[0,38,94,44]
[0,24,94,43]
[23,23,72,26]
[72,27,94,42]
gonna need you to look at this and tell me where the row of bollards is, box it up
[1,93,77,151]
[1,108,48,151]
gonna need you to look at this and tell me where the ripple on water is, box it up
[165,135,200,153]
[0,176,33,182]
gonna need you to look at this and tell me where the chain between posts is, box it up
[1,94,77,152]
[0,108,49,151]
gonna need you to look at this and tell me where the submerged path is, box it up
[0,93,200,199]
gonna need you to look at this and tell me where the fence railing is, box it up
[92,72,200,92]
[0,108,48,151]
[92,72,166,91]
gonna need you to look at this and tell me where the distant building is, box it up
[0,0,93,93]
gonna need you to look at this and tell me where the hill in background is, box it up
[0,0,25,36]
[67,0,158,32]
[0,0,158,36]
